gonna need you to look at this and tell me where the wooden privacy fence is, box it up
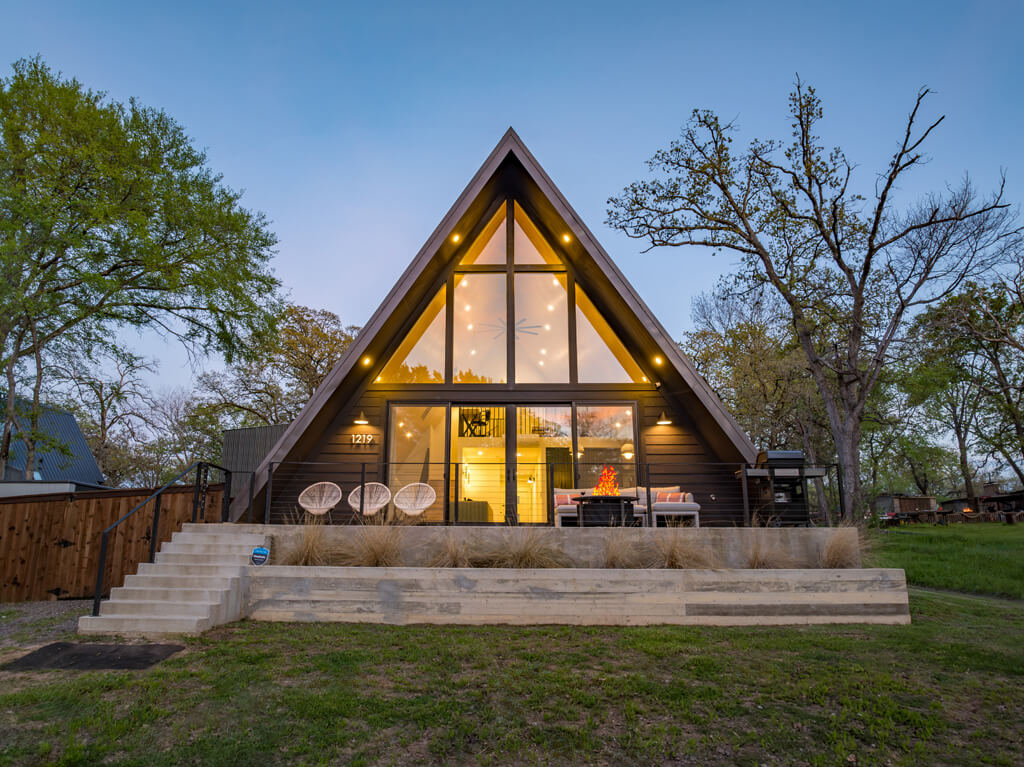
[0,484,224,602]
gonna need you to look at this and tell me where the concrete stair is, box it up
[78,524,267,638]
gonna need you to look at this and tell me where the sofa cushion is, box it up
[651,501,701,513]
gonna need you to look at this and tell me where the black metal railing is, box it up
[91,461,232,616]
[255,460,841,528]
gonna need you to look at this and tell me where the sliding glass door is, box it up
[390,401,637,524]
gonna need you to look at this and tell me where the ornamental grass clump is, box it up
[332,526,403,567]
[428,530,474,568]
[649,529,717,569]
[472,529,572,569]
[818,526,867,569]
[602,528,650,569]
[279,515,332,567]
[745,531,798,569]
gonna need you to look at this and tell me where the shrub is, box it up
[279,517,332,566]
[819,527,866,568]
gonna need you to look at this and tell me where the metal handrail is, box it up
[91,461,232,616]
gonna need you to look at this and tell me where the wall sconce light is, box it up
[654,356,663,366]
[362,357,371,366]
[656,411,672,425]
[452,233,460,243]
[354,411,369,425]
[620,442,634,461]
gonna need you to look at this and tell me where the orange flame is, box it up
[594,465,619,496]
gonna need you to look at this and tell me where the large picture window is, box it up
[375,198,646,385]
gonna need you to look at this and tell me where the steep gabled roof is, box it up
[233,129,755,517]
[0,394,105,484]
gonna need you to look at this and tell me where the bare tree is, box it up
[608,80,1020,518]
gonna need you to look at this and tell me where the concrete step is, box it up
[161,541,259,556]
[136,562,245,577]
[154,551,252,566]
[79,614,209,636]
[124,573,240,590]
[172,530,267,546]
[110,586,232,603]
[100,599,217,618]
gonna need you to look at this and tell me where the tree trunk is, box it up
[0,351,18,480]
[954,431,978,515]
[835,419,862,522]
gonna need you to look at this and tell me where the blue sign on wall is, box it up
[251,546,270,566]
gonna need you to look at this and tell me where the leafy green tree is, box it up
[0,56,281,476]
[608,80,1019,518]
[198,304,358,425]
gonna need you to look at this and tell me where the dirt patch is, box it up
[0,599,92,649]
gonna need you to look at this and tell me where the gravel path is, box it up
[0,600,92,650]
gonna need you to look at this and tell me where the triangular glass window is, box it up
[575,286,646,383]
[459,204,506,265]
[377,286,446,383]
[513,202,562,265]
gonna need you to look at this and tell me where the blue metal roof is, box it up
[0,395,105,485]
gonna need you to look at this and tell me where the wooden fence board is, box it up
[0,485,224,602]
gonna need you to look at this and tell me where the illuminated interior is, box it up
[450,406,506,523]
[377,287,446,383]
[459,204,506,265]
[514,406,572,523]
[387,405,446,521]
[575,286,646,383]
[374,198,645,386]
[576,405,637,489]
[453,273,506,383]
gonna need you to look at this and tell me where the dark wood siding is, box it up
[266,383,748,526]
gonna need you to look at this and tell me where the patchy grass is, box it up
[870,523,1024,599]
[0,591,1021,766]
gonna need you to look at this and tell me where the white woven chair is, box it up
[347,482,392,516]
[297,481,343,516]
[393,483,436,517]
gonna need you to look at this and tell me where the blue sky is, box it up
[2,1,1021,388]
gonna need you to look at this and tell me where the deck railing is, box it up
[253,460,842,526]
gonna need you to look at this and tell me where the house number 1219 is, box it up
[351,433,375,445]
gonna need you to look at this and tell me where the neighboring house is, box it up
[0,394,105,496]
[234,129,761,526]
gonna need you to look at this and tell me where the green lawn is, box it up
[870,523,1024,599]
[1,590,1023,767]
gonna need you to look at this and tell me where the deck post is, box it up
[645,463,653,528]
[247,470,255,523]
[92,531,109,617]
[149,493,162,563]
[454,463,460,523]
[221,470,232,522]
[740,465,751,527]
[264,463,274,524]
[191,463,203,522]
[547,463,554,526]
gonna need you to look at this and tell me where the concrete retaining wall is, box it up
[246,566,910,626]
[232,524,861,569]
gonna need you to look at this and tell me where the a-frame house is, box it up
[236,129,757,526]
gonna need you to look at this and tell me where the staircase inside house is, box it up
[78,524,267,637]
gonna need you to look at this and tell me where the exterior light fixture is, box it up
[654,356,663,365]
[354,411,369,425]
[452,233,461,243]
[621,442,634,461]
[562,233,571,243]
[375,376,382,383]
[362,357,371,366]
[657,411,672,425]
[642,376,649,383]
